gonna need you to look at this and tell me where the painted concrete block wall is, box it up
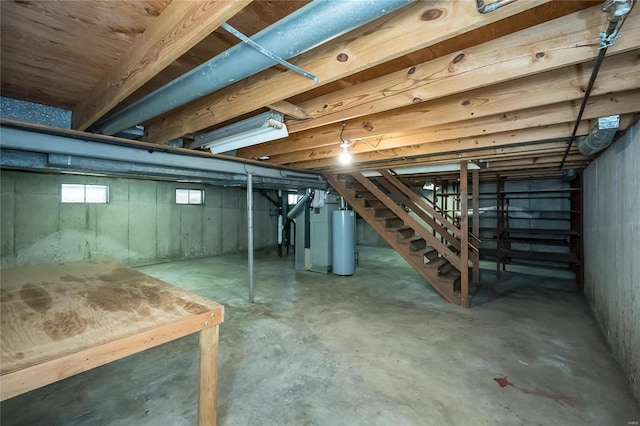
[0,171,277,267]
[583,121,640,401]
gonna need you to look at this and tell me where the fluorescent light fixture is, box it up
[192,111,288,154]
[361,171,382,177]
[422,183,442,191]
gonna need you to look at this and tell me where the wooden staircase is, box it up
[327,171,479,308]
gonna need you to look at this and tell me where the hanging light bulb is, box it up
[338,122,352,165]
[338,144,351,165]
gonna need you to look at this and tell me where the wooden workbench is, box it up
[0,260,224,425]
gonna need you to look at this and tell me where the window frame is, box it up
[61,184,109,204]
[176,188,205,205]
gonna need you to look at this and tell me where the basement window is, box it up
[61,184,109,203]
[176,189,204,205]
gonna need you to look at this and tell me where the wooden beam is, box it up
[308,144,583,172]
[267,101,307,119]
[72,0,251,131]
[291,121,592,169]
[144,0,551,143]
[287,5,640,133]
[266,89,640,165]
[199,325,220,426]
[239,50,640,159]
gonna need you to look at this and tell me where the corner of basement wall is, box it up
[583,119,640,403]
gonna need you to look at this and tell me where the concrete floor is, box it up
[2,246,639,425]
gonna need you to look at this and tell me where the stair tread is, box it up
[425,257,448,269]
[386,225,412,232]
[411,246,436,256]
[441,270,461,283]
[399,235,424,243]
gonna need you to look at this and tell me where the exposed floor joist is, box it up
[285,4,640,134]
[238,50,640,161]
[142,0,551,144]
[72,0,251,131]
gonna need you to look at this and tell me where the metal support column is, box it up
[247,172,255,303]
[460,161,469,308]
[472,169,480,284]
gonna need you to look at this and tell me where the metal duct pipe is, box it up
[287,193,311,219]
[560,0,635,169]
[92,0,414,136]
[578,115,620,155]
[476,0,518,14]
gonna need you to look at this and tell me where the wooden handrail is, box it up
[375,177,461,252]
[352,173,462,270]
[379,170,461,239]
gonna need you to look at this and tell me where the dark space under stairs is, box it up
[328,171,479,308]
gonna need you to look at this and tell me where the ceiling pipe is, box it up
[560,0,635,169]
[91,0,414,137]
[476,0,518,14]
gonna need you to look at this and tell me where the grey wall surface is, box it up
[1,171,277,267]
[583,120,640,402]
[356,217,389,248]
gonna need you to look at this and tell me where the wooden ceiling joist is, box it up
[72,0,252,131]
[325,142,586,173]
[143,0,551,144]
[266,89,640,165]
[240,50,640,160]
[287,4,640,134]
[300,112,633,172]
[293,121,593,170]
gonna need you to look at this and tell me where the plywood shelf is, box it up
[0,260,224,408]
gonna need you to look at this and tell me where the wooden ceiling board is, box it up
[0,0,171,108]
[114,1,311,114]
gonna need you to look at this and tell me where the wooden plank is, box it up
[266,87,640,165]
[0,1,170,109]
[460,161,469,308]
[291,121,592,170]
[1,311,219,401]
[144,0,551,143]
[242,51,639,160]
[267,101,307,119]
[199,325,220,426]
[0,261,223,400]
[72,0,251,131]
[323,141,582,173]
[286,5,640,133]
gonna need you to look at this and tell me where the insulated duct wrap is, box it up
[578,115,620,156]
